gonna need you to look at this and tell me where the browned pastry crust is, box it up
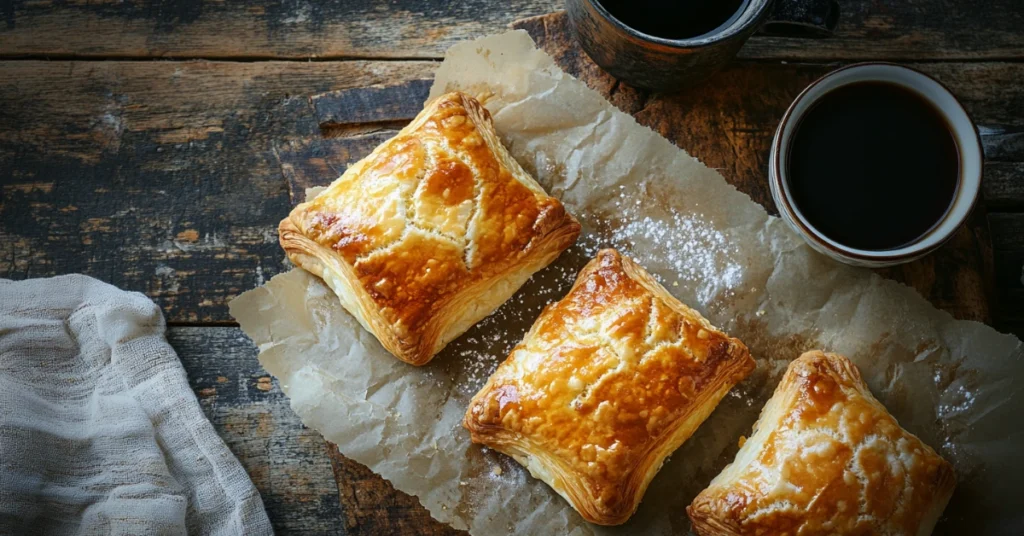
[464,249,755,526]
[279,91,580,365]
[688,351,956,536]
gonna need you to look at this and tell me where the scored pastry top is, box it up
[466,249,754,525]
[688,350,956,536]
[288,92,570,330]
[280,91,580,365]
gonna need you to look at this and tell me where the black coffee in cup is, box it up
[786,81,960,251]
[596,0,751,39]
[769,63,980,267]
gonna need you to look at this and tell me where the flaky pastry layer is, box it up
[465,249,755,525]
[279,91,580,365]
[688,351,956,536]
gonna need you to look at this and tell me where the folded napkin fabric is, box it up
[0,275,272,535]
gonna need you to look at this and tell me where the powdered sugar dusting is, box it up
[441,253,584,395]
[436,198,748,404]
[612,214,741,299]
[436,185,751,398]
[937,384,977,419]
[568,187,747,312]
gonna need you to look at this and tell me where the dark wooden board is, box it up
[168,326,344,535]
[313,79,435,128]
[325,444,463,536]
[1,3,1023,534]
[2,57,1021,327]
[172,327,462,534]
[2,1,1023,61]
[0,60,434,323]
[985,162,1024,209]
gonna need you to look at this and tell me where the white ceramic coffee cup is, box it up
[769,62,983,268]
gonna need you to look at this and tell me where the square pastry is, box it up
[688,351,956,536]
[279,92,580,365]
[465,249,755,525]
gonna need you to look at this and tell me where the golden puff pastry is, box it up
[279,92,580,366]
[688,351,955,536]
[465,249,755,525]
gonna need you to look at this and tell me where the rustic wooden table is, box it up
[1,2,1022,534]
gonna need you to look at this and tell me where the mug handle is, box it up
[760,0,840,37]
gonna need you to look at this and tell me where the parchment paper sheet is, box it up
[230,31,1024,535]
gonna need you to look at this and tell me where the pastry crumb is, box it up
[492,466,503,476]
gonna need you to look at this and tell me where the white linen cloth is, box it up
[0,275,272,535]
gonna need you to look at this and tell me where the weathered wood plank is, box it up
[0,0,559,59]
[167,326,344,535]
[984,162,1024,209]
[990,213,1024,252]
[741,0,1024,61]
[0,60,436,323]
[325,444,463,536]
[276,131,400,206]
[2,56,1021,324]
[1,1,1023,61]
[980,125,1024,162]
[313,79,434,127]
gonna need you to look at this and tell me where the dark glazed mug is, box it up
[566,0,840,91]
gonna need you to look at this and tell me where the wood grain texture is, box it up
[325,444,464,536]
[0,60,435,323]
[984,162,1024,209]
[0,0,560,59]
[287,14,1024,324]
[1,5,1023,535]
[171,328,465,534]
[2,1,1023,61]
[313,79,434,128]
[167,326,343,535]
[2,32,1020,330]
[980,124,1024,163]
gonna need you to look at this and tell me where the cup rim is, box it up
[771,62,983,263]
[585,0,773,49]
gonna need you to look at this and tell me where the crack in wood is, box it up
[319,120,409,139]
